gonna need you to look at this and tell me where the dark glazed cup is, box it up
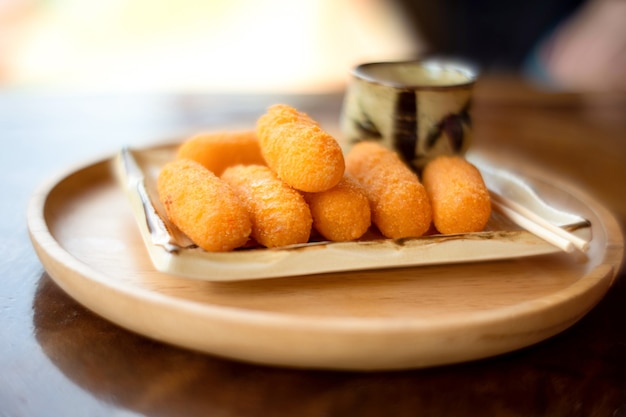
[340,59,478,171]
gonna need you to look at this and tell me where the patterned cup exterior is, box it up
[341,59,477,171]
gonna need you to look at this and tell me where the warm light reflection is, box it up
[1,0,421,93]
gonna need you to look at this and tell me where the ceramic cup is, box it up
[340,58,478,170]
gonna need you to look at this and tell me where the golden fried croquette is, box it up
[303,174,371,242]
[221,164,312,248]
[345,141,432,239]
[157,159,251,252]
[176,131,266,176]
[256,104,344,193]
[422,155,491,234]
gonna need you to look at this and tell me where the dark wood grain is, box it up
[1,76,625,416]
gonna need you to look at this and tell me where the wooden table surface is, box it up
[2,76,625,416]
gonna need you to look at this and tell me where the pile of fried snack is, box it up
[157,104,491,252]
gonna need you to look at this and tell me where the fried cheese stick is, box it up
[422,155,491,234]
[256,104,344,193]
[303,174,371,242]
[345,141,432,239]
[221,164,312,248]
[176,131,266,176]
[157,159,251,252]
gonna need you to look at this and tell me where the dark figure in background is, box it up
[394,0,626,91]
[395,0,585,70]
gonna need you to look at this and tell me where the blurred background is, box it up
[0,0,624,93]
[0,0,420,93]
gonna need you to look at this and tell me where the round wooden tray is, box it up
[27,148,624,371]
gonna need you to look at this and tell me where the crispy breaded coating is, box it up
[157,159,251,252]
[256,104,345,193]
[346,141,432,239]
[422,155,491,234]
[221,164,312,248]
[304,174,371,242]
[176,131,266,176]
